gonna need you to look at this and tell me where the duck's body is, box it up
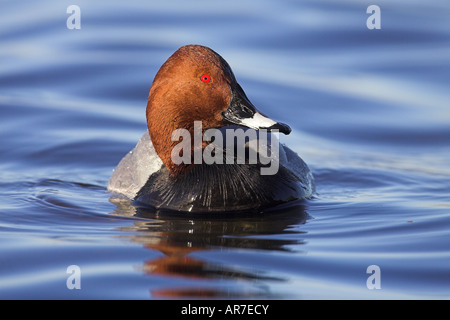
[108,130,314,213]
[107,45,314,213]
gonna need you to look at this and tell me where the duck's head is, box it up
[146,44,290,175]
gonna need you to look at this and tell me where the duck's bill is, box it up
[222,83,291,135]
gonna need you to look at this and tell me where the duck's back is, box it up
[107,132,163,199]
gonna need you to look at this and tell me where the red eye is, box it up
[200,74,211,83]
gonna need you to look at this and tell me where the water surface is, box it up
[1,0,450,299]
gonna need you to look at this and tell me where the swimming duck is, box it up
[108,45,314,213]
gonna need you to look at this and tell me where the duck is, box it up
[108,44,314,213]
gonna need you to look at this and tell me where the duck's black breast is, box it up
[134,162,310,213]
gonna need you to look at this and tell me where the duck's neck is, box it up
[147,116,215,176]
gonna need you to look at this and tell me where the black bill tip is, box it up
[266,122,291,135]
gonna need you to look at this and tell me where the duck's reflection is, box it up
[110,197,310,298]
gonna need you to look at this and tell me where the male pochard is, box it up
[108,45,314,213]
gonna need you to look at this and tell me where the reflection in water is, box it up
[110,197,310,298]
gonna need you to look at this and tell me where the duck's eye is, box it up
[200,74,211,83]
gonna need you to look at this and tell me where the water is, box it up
[1,0,449,299]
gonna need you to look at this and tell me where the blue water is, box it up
[1,0,450,299]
